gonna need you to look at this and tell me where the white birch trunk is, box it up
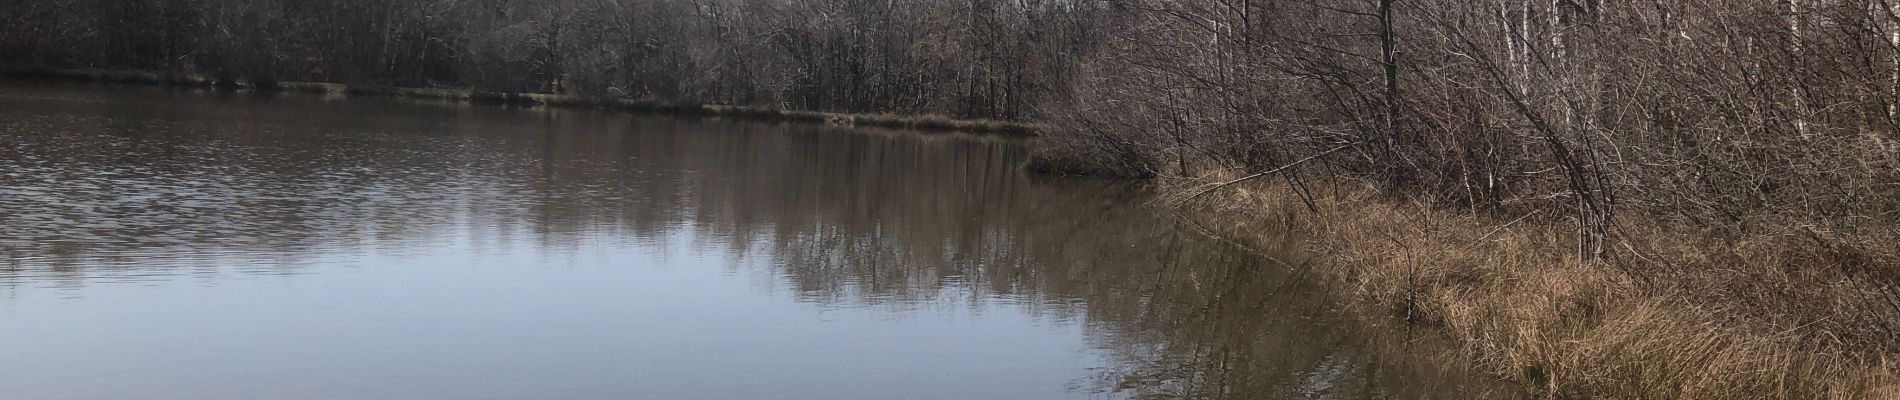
[1784,0,1810,138]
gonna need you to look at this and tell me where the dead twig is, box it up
[1473,209,1542,244]
[1176,142,1360,204]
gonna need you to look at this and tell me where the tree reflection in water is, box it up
[0,85,1498,399]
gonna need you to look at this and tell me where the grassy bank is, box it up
[0,68,1038,137]
[1175,175,1898,399]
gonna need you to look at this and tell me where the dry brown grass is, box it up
[1184,176,1899,399]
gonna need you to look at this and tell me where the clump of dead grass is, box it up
[1184,176,1898,399]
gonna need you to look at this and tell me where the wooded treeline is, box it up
[7,0,1899,237]
[1044,0,1900,249]
[1024,1,1900,398]
[0,0,1106,119]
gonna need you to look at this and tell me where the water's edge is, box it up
[0,68,1039,137]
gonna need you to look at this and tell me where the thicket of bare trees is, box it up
[0,0,1105,119]
[1028,1,1900,397]
[1043,1,1900,254]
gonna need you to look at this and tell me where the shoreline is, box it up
[1178,176,1897,399]
[0,68,1040,137]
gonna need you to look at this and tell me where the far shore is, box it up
[0,68,1040,137]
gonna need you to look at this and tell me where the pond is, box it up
[0,82,1473,399]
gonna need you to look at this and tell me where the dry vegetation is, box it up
[1033,1,1900,396]
[7,0,1900,396]
[1179,178,1898,398]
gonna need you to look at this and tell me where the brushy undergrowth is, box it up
[1185,177,1898,399]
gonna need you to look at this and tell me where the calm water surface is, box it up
[0,83,1474,399]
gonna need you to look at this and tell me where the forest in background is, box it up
[5,0,1889,242]
[5,0,1899,397]
[0,0,1102,119]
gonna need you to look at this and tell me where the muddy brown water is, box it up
[0,82,1480,399]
